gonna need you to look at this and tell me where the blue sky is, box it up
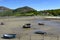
[0,0,60,11]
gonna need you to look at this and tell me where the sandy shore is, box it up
[0,16,60,40]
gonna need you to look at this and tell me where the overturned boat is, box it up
[2,34,16,39]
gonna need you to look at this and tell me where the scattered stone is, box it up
[1,22,4,25]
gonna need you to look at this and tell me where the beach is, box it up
[0,16,60,40]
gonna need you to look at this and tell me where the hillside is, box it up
[0,6,12,12]
[14,6,37,13]
[0,6,13,16]
[0,6,60,16]
[13,6,38,16]
[39,9,60,16]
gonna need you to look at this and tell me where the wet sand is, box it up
[0,16,60,40]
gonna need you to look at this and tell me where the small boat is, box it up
[34,31,47,35]
[38,23,44,25]
[2,34,16,39]
[23,23,31,28]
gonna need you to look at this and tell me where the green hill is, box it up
[13,6,38,16]
[0,6,13,16]
[0,6,60,16]
[14,6,36,12]
[39,9,60,16]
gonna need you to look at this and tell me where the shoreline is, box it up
[0,16,60,40]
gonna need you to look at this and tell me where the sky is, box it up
[0,0,60,11]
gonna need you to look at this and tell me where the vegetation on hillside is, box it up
[0,6,60,16]
[13,6,38,16]
[39,9,60,16]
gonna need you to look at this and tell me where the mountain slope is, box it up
[0,6,12,12]
[13,6,37,13]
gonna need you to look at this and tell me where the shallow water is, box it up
[11,18,60,35]
[30,19,60,35]
[32,19,60,27]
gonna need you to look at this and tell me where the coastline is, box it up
[0,16,60,40]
